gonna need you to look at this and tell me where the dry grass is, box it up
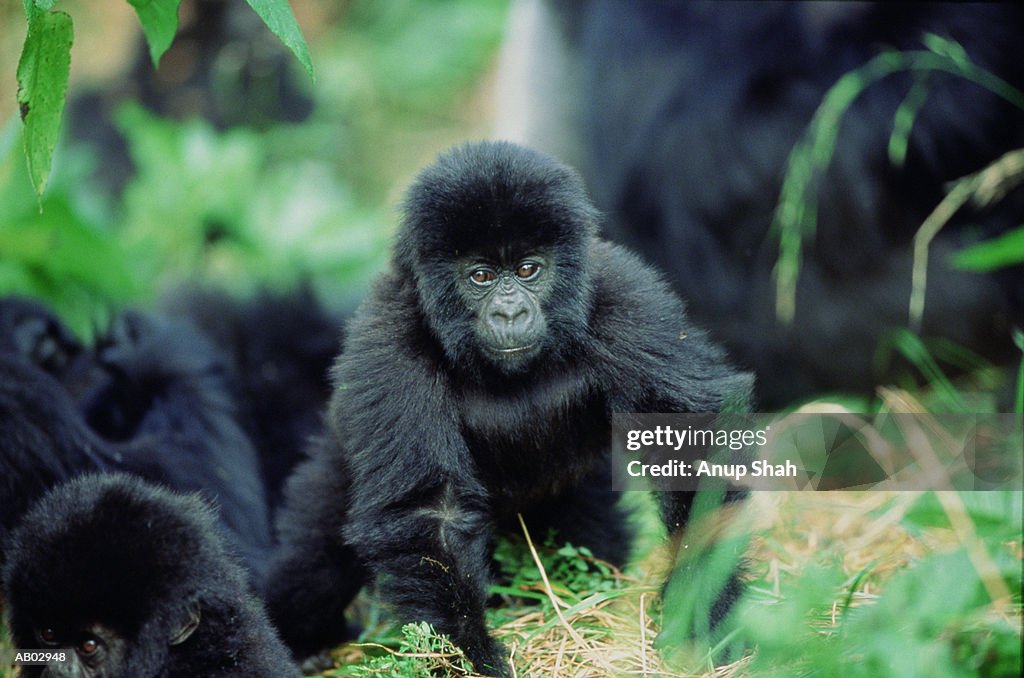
[321,486,970,677]
[484,492,932,677]
[396,485,1017,676]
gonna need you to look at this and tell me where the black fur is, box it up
[266,141,752,675]
[78,310,275,577]
[162,287,343,512]
[506,1,1024,406]
[0,356,112,553]
[0,296,104,400]
[0,297,273,577]
[2,473,299,677]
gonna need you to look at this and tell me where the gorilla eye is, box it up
[469,268,497,286]
[79,637,100,655]
[515,262,540,280]
[39,628,59,645]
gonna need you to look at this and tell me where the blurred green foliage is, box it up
[0,117,135,336]
[115,103,384,303]
[951,226,1024,272]
[313,0,509,199]
[1,0,509,331]
[713,490,1023,678]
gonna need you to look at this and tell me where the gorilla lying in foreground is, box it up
[3,474,299,677]
[266,142,752,675]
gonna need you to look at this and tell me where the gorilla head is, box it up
[396,141,600,374]
[3,474,298,677]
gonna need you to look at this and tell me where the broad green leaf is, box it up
[245,0,315,82]
[127,0,182,67]
[949,226,1024,272]
[16,8,73,199]
[33,0,57,10]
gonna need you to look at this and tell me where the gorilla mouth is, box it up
[492,344,535,355]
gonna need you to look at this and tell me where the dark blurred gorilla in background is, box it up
[497,1,1024,407]
[79,310,275,575]
[0,296,273,577]
[162,287,345,513]
[0,296,102,402]
[0,355,111,555]
[1,298,117,553]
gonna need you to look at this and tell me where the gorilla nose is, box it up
[490,293,530,323]
[491,306,529,324]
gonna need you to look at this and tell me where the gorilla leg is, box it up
[265,441,367,657]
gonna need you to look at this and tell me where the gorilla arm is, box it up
[335,277,507,674]
[268,275,509,675]
[588,241,752,632]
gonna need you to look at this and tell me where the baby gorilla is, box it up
[267,141,752,675]
[2,474,298,677]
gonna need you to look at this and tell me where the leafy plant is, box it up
[14,0,313,200]
[491,531,620,605]
[772,34,1024,327]
[326,622,475,678]
[728,491,1023,678]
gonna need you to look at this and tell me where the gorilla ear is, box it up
[168,602,202,646]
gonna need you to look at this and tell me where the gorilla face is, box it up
[31,622,131,677]
[394,141,599,379]
[459,250,553,371]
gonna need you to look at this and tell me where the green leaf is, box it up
[127,0,182,67]
[885,329,966,411]
[904,491,1023,539]
[949,226,1024,272]
[923,32,970,67]
[245,0,315,82]
[16,8,73,199]
[888,74,930,168]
